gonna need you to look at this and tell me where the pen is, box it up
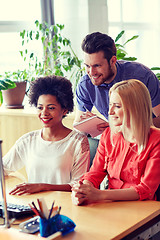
[50,206,59,218]
[83,106,89,112]
[31,201,45,218]
[48,200,55,219]
[37,198,43,213]
[29,203,41,217]
[57,206,61,214]
[38,198,50,219]
[37,199,45,218]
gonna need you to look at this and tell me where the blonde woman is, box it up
[72,79,160,205]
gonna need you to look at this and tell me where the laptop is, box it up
[0,140,34,224]
[0,139,10,227]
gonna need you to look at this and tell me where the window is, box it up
[107,0,160,68]
[0,0,42,73]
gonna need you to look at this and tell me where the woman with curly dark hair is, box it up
[3,75,90,194]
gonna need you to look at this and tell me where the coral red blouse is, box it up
[82,127,160,200]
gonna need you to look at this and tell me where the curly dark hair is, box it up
[29,75,74,116]
[81,32,117,62]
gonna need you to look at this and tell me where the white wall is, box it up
[54,0,108,59]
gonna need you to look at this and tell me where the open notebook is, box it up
[73,115,108,137]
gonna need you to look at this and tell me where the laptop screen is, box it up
[0,140,10,227]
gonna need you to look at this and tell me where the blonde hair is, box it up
[109,79,153,153]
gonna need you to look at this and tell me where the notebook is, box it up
[73,115,108,137]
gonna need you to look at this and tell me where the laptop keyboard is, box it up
[0,201,35,219]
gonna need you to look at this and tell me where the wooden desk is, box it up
[0,176,160,240]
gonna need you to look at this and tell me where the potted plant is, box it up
[0,21,85,108]
[19,20,85,92]
[0,69,29,108]
[115,30,139,61]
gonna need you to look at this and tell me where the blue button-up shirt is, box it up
[76,61,160,120]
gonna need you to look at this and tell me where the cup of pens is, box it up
[29,198,76,238]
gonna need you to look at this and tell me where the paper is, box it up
[73,115,108,137]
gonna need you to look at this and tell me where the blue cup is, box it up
[39,214,76,238]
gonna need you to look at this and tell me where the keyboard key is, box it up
[0,201,35,219]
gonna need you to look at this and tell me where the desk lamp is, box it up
[0,140,10,228]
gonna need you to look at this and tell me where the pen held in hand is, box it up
[83,106,89,112]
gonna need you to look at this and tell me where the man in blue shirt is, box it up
[75,32,160,130]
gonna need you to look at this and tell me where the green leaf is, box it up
[116,52,126,60]
[155,73,160,81]
[41,36,45,43]
[59,36,62,43]
[30,53,34,58]
[19,51,23,57]
[116,48,127,54]
[20,30,25,39]
[151,67,160,71]
[53,25,58,34]
[35,31,39,40]
[39,23,43,31]
[35,20,39,27]
[123,35,139,46]
[115,43,124,48]
[29,31,33,40]
[122,57,137,61]
[0,91,3,104]
[0,79,16,90]
[115,30,125,42]
[57,24,64,30]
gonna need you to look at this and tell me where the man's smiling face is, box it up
[84,51,116,86]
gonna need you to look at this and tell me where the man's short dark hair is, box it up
[81,32,117,62]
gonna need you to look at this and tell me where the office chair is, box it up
[87,136,99,167]
[156,185,160,201]
[87,137,108,189]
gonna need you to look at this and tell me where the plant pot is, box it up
[2,81,27,109]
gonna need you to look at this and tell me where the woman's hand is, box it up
[71,181,102,205]
[9,183,46,195]
[97,122,109,131]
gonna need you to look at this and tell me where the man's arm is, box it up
[153,104,160,128]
